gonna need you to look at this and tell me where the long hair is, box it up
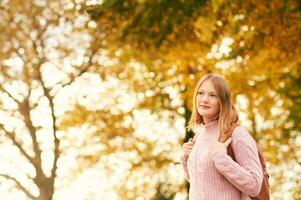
[187,74,238,138]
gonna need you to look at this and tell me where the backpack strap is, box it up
[256,143,269,179]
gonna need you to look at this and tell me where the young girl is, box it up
[181,74,263,200]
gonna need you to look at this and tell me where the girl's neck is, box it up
[203,119,218,133]
[203,113,219,124]
[203,118,215,124]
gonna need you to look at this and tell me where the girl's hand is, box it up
[182,138,195,160]
[209,138,232,157]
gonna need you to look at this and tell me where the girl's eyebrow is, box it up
[198,90,217,94]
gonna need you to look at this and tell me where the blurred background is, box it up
[0,0,300,199]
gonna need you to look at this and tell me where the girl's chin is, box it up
[199,113,217,120]
[198,111,214,116]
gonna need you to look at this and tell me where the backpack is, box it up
[218,123,270,200]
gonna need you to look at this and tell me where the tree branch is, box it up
[0,154,34,180]
[0,124,35,165]
[0,85,22,106]
[0,84,44,181]
[29,13,59,191]
[0,173,36,200]
[18,95,44,173]
[36,67,59,187]
[59,45,99,90]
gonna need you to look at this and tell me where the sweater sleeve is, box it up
[211,127,263,197]
[180,155,190,182]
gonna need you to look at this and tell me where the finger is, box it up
[183,142,189,146]
[186,143,194,147]
[224,138,232,147]
[183,141,189,147]
[183,146,193,151]
[183,146,192,150]
[183,150,191,155]
[183,140,195,146]
[186,139,194,145]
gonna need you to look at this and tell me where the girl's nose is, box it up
[201,94,209,102]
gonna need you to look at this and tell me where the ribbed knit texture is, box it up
[181,120,263,200]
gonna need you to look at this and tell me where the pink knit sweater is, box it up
[181,120,263,200]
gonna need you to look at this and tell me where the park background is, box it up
[0,0,300,199]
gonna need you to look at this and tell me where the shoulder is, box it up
[231,125,257,147]
[230,125,259,158]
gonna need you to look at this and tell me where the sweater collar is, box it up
[203,120,218,131]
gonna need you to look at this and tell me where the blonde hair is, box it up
[187,73,238,137]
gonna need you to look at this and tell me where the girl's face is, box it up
[196,80,220,124]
